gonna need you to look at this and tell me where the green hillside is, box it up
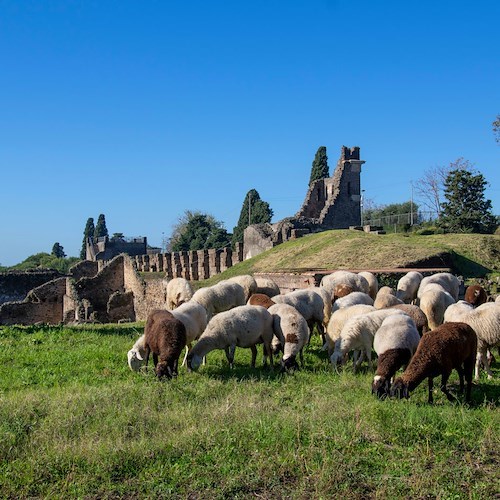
[219,230,500,279]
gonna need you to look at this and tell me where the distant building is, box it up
[86,235,149,261]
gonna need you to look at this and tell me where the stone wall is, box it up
[0,270,63,305]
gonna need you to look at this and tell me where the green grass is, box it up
[0,324,499,498]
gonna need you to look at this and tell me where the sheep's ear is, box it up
[134,350,143,361]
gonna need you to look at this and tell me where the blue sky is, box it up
[1,0,498,266]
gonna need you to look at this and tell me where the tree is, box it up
[167,211,231,252]
[493,114,500,143]
[414,158,472,217]
[80,217,95,259]
[94,214,109,240]
[439,169,497,234]
[231,189,274,247]
[363,201,419,228]
[309,146,329,185]
[51,242,66,258]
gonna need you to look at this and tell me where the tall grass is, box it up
[0,324,498,498]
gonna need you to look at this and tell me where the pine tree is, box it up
[80,217,95,259]
[231,189,273,247]
[94,214,109,240]
[309,146,329,185]
[439,169,497,233]
[51,242,66,258]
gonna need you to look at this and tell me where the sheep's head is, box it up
[156,361,176,379]
[371,375,390,399]
[330,352,343,373]
[127,349,144,372]
[281,355,299,373]
[390,378,410,399]
[186,353,202,371]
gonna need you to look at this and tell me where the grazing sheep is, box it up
[330,309,406,372]
[390,322,477,403]
[358,271,379,301]
[371,314,420,398]
[417,272,460,301]
[228,275,258,302]
[333,283,354,300]
[325,304,376,355]
[140,309,187,379]
[127,334,146,372]
[390,304,429,335]
[255,277,281,297]
[374,288,404,309]
[464,285,488,307]
[268,303,309,371]
[321,271,370,301]
[166,278,194,310]
[191,281,246,319]
[271,289,325,340]
[419,287,455,330]
[496,296,500,304]
[396,271,423,304]
[443,300,474,323]
[444,302,500,380]
[247,293,275,309]
[332,291,374,313]
[310,286,333,330]
[186,305,274,370]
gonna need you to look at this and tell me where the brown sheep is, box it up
[142,309,187,379]
[247,293,276,309]
[390,303,429,336]
[333,283,354,301]
[464,285,488,307]
[390,322,477,404]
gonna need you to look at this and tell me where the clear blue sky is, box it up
[1,0,498,266]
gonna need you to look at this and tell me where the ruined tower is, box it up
[243,146,365,259]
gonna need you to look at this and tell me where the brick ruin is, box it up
[243,146,365,258]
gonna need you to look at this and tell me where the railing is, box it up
[362,211,439,227]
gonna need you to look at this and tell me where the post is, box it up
[248,192,251,226]
[410,182,414,226]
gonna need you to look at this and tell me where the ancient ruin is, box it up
[243,146,365,259]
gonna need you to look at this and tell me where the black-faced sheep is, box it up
[140,309,187,379]
[390,322,477,403]
[268,303,309,372]
[186,305,274,370]
[396,271,423,304]
[464,285,488,307]
[371,314,420,398]
[166,278,194,310]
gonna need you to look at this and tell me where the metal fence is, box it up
[362,211,439,227]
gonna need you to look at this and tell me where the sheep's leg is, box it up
[181,343,192,367]
[440,371,453,402]
[317,322,326,346]
[427,377,434,404]
[456,366,465,394]
[250,345,257,368]
[463,355,475,402]
[353,350,365,373]
[153,353,158,368]
[225,344,236,368]
[476,349,494,380]
[144,346,151,372]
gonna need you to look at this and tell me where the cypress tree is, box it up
[232,189,273,247]
[51,242,66,258]
[309,146,329,185]
[80,217,95,259]
[94,214,109,240]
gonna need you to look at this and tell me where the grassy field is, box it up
[1,323,499,499]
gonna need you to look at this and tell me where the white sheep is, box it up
[358,271,379,301]
[271,289,325,340]
[496,296,500,304]
[419,287,456,330]
[127,334,146,372]
[171,301,208,366]
[374,287,404,309]
[166,278,194,310]
[228,275,258,302]
[372,314,420,398]
[396,271,423,304]
[330,309,407,372]
[443,302,500,380]
[325,304,376,355]
[191,281,246,320]
[443,300,474,323]
[186,305,274,370]
[320,271,370,301]
[268,303,309,371]
[255,276,281,297]
[310,286,333,330]
[417,272,460,301]
[332,291,374,313]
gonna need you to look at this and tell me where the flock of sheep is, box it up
[127,271,500,404]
